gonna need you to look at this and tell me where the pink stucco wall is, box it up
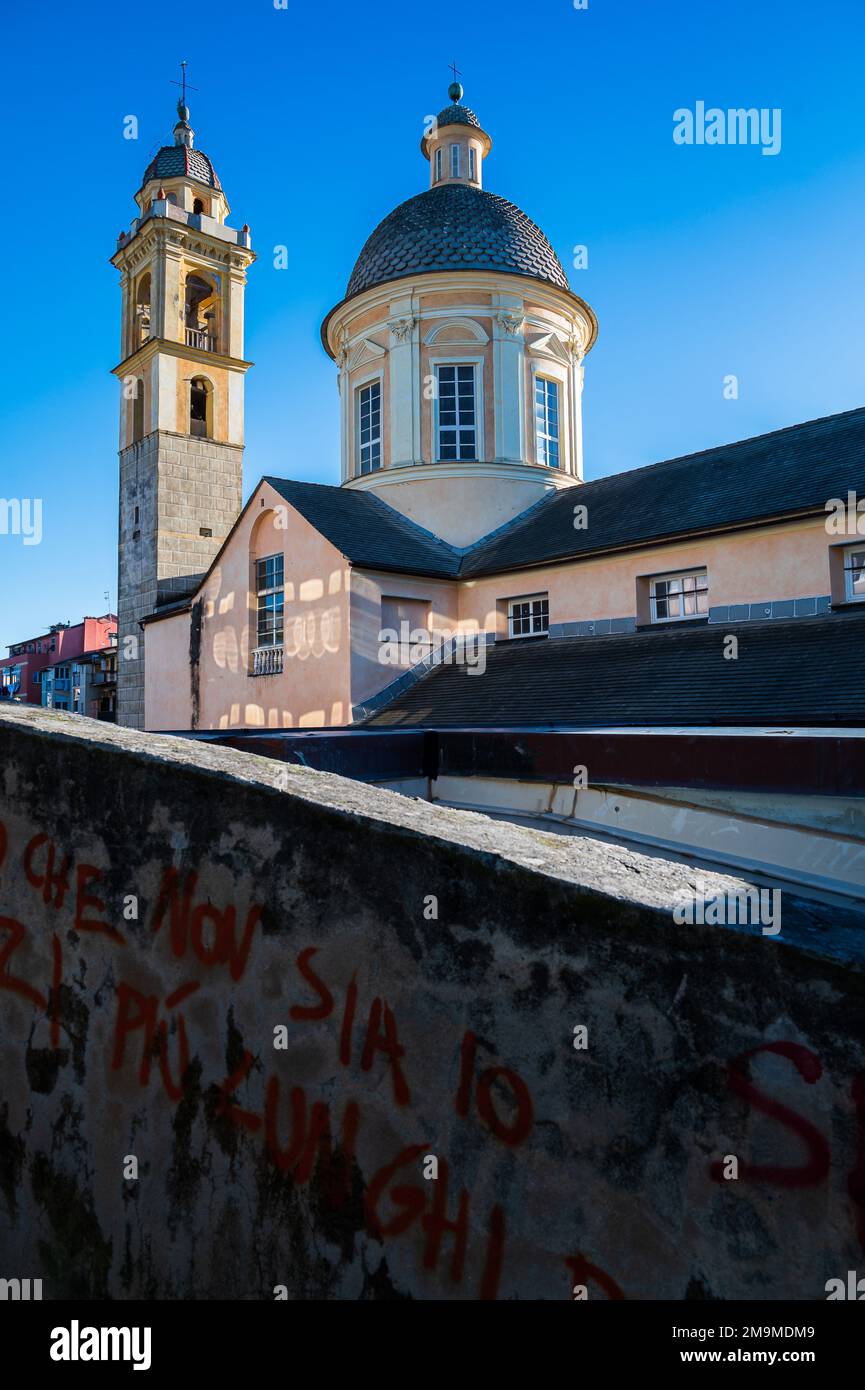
[145,482,352,731]
[457,516,834,633]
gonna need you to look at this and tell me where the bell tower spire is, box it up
[110,75,256,729]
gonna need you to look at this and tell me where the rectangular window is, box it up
[469,147,476,181]
[844,545,865,602]
[535,376,560,467]
[451,143,460,178]
[436,364,477,460]
[256,553,285,648]
[508,594,549,638]
[649,570,708,623]
[357,381,382,475]
[434,147,442,183]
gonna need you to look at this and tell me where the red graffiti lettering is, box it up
[264,1074,358,1204]
[112,983,158,1084]
[112,979,199,1100]
[23,834,71,910]
[421,1157,469,1281]
[0,915,47,1009]
[711,1041,830,1187]
[366,1143,428,1239]
[360,998,411,1107]
[289,946,334,1021]
[476,1066,534,1147]
[74,864,123,943]
[216,1049,262,1134]
[566,1253,625,1300]
[453,1029,533,1146]
[152,868,261,980]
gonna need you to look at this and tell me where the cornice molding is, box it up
[112,337,253,376]
[342,460,580,491]
[322,269,598,361]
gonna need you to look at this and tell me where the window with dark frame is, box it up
[844,546,865,602]
[649,570,708,622]
[256,553,284,648]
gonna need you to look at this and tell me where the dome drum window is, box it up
[535,377,560,468]
[356,380,382,476]
[435,364,478,462]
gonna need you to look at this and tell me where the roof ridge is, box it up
[581,402,865,488]
[263,476,463,563]
[456,489,561,566]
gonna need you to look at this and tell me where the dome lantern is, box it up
[421,83,492,191]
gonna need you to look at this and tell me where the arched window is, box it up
[193,197,206,215]
[434,147,442,182]
[134,272,151,346]
[132,381,145,442]
[189,377,211,437]
[184,272,217,350]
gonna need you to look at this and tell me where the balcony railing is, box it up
[186,327,217,352]
[252,645,284,677]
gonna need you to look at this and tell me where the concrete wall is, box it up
[1,703,863,1300]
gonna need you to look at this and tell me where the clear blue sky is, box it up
[2,0,864,648]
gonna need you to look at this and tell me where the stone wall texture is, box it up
[117,430,243,730]
[0,703,863,1300]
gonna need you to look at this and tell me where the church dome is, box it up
[141,143,222,191]
[345,182,570,300]
[433,102,481,130]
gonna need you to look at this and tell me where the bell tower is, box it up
[111,85,255,728]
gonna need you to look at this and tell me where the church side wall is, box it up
[155,482,353,731]
[458,514,836,632]
[144,610,193,730]
[349,569,460,709]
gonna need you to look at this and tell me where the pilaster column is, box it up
[387,304,417,468]
[493,297,526,464]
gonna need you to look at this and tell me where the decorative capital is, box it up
[497,310,524,336]
[388,315,416,344]
[566,332,586,363]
